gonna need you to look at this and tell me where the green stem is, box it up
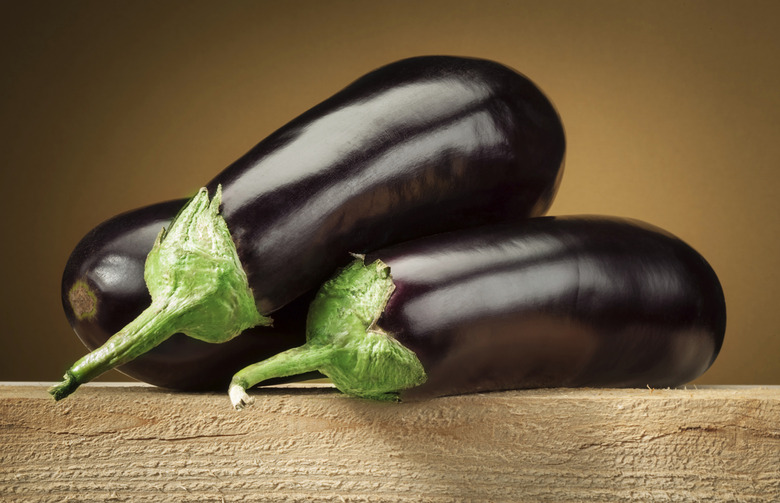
[229,258,427,409]
[229,343,333,409]
[49,301,183,400]
[51,186,271,401]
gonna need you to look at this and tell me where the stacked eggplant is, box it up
[54,56,725,406]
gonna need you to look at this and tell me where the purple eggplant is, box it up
[52,55,565,399]
[62,200,315,390]
[229,216,726,406]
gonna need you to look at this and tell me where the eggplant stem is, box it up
[49,301,183,400]
[229,344,332,409]
[50,186,271,401]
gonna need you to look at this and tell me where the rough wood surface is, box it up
[1,384,778,502]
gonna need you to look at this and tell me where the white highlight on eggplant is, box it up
[222,79,488,209]
[385,236,563,287]
[92,253,144,296]
[401,259,579,333]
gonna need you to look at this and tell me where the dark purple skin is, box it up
[364,217,726,399]
[62,200,316,390]
[205,55,565,314]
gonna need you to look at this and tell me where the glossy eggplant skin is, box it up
[206,55,565,314]
[61,200,312,390]
[364,217,726,399]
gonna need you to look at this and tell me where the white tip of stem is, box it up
[229,383,255,410]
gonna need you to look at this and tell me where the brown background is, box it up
[1,0,778,384]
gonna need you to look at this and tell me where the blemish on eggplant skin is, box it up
[68,280,98,320]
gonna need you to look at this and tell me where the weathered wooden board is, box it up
[1,384,778,502]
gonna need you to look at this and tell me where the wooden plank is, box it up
[1,384,778,502]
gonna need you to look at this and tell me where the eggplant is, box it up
[51,55,565,400]
[61,200,316,390]
[229,216,726,407]
[207,55,565,313]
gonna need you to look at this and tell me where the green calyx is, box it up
[50,185,270,401]
[144,185,270,341]
[229,257,427,409]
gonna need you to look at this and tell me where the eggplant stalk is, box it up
[50,186,271,401]
[229,258,426,409]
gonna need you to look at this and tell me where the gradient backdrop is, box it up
[2,1,778,384]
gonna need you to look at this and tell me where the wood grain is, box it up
[1,384,778,502]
